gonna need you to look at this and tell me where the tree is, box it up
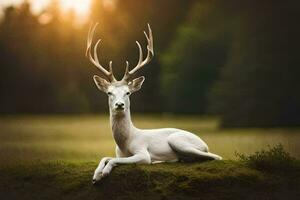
[211,1,300,127]
[161,1,232,114]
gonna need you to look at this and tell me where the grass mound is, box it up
[0,146,299,200]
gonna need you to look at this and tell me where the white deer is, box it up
[86,23,222,184]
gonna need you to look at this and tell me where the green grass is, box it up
[0,158,299,200]
[0,115,300,199]
[0,115,299,166]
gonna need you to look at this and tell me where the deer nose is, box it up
[115,102,124,108]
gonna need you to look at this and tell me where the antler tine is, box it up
[127,23,154,76]
[86,23,116,82]
[122,61,130,82]
[108,60,116,81]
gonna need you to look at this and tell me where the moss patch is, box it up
[0,159,299,200]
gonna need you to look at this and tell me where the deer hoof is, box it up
[92,173,106,185]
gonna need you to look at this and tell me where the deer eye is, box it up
[126,92,130,95]
[107,92,112,96]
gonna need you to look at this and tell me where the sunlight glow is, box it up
[60,0,91,19]
[0,0,92,23]
[102,0,117,11]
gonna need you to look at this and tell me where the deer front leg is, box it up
[93,152,151,184]
[93,157,113,184]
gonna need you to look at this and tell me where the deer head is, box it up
[86,23,154,114]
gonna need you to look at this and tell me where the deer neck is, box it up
[110,109,135,150]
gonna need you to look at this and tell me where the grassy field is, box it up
[0,115,299,165]
[0,115,300,199]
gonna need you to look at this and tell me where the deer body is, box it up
[86,23,222,184]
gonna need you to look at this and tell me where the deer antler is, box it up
[122,23,154,81]
[86,23,116,82]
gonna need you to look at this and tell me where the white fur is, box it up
[92,79,222,183]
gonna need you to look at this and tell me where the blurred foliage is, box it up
[0,0,193,114]
[161,1,232,113]
[0,0,299,127]
[162,0,300,127]
[210,1,300,127]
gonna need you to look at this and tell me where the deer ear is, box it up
[128,76,145,93]
[93,75,110,92]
